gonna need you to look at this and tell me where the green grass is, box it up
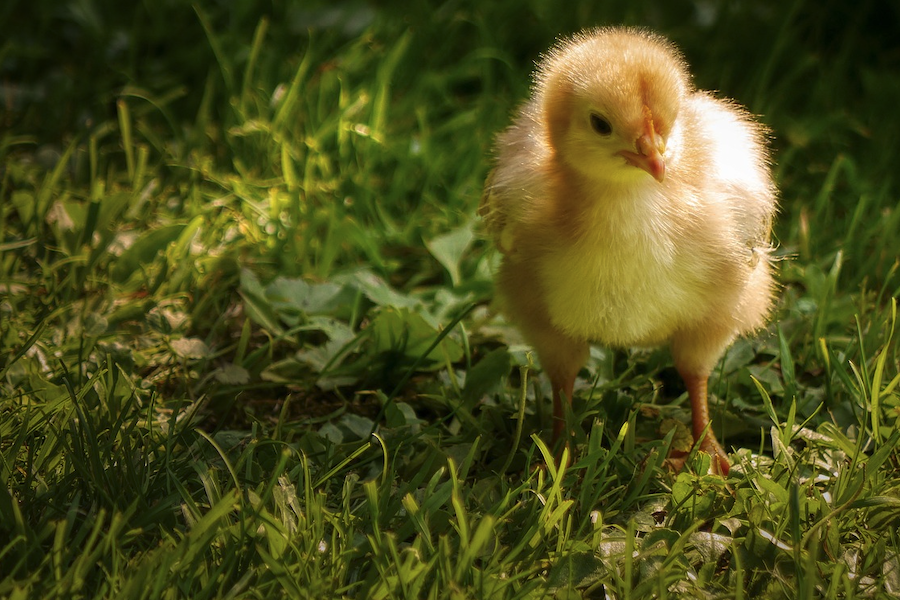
[2,0,900,597]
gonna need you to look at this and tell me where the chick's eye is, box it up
[590,113,612,136]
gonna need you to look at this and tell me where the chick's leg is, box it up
[671,326,735,475]
[544,343,587,445]
[498,261,589,446]
[678,370,730,475]
[518,323,587,446]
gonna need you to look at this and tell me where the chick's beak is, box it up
[617,106,666,183]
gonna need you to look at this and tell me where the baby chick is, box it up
[480,27,777,475]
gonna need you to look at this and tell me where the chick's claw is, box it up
[695,433,731,476]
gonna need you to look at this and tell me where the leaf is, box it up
[146,306,187,334]
[671,472,715,517]
[546,551,606,591]
[11,190,35,223]
[83,312,108,337]
[689,531,733,563]
[239,268,284,335]
[721,338,756,374]
[340,413,374,440]
[266,277,345,318]
[294,317,357,372]
[778,326,796,400]
[396,401,423,424]
[334,269,420,309]
[170,337,211,359]
[46,200,76,232]
[111,223,186,283]
[659,418,693,453]
[426,223,474,287]
[213,364,250,385]
[367,306,463,365]
[643,528,681,553]
[755,475,788,504]
[319,423,343,444]
[746,365,784,395]
[26,372,68,404]
[462,348,511,405]
[385,402,424,428]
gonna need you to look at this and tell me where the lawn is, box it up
[2,0,899,598]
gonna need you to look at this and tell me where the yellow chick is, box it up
[480,27,777,475]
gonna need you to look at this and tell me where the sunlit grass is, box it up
[2,0,900,598]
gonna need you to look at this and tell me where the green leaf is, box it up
[756,476,789,504]
[721,338,757,374]
[83,313,109,337]
[778,326,797,400]
[239,268,284,335]
[293,317,357,373]
[11,190,35,224]
[335,269,421,309]
[671,472,715,517]
[266,277,345,318]
[367,307,463,365]
[170,337,211,359]
[111,223,186,283]
[547,551,606,591]
[426,223,474,287]
[213,363,250,385]
[340,413,374,440]
[462,347,511,406]
[319,422,344,444]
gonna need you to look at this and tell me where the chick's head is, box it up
[536,28,692,184]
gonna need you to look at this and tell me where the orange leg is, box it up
[551,374,576,446]
[495,258,587,451]
[680,371,730,475]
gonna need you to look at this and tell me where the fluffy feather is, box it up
[480,27,778,474]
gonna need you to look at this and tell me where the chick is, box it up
[480,27,777,475]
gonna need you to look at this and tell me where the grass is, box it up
[1,0,900,597]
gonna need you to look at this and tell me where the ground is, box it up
[1,0,900,598]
